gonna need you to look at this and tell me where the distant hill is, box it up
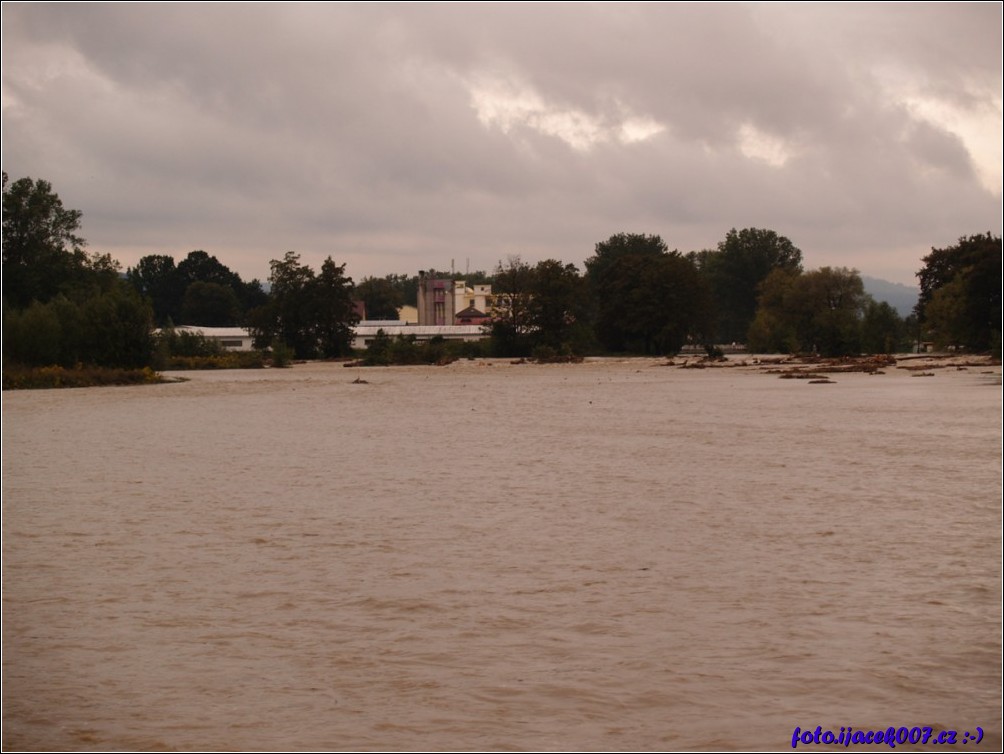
[861,276,919,317]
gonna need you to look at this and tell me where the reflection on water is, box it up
[3,359,1001,750]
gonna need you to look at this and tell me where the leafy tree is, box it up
[177,250,242,290]
[249,251,314,356]
[860,299,906,354]
[487,255,536,357]
[3,288,153,368]
[248,251,358,359]
[801,267,866,356]
[47,295,86,366]
[312,257,359,358]
[127,254,184,325]
[529,259,588,351]
[2,174,155,369]
[915,233,1001,351]
[747,268,800,353]
[486,257,591,356]
[922,277,970,350]
[238,278,269,316]
[3,300,63,366]
[180,281,241,326]
[177,250,248,322]
[748,267,866,356]
[586,234,712,354]
[594,252,712,354]
[2,172,89,307]
[128,250,266,325]
[78,286,154,367]
[386,273,419,308]
[357,276,405,320]
[85,252,126,294]
[584,232,668,289]
[694,227,803,344]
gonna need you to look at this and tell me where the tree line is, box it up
[3,173,153,369]
[486,230,920,359]
[3,173,1000,373]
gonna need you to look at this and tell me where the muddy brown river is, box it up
[3,358,1000,750]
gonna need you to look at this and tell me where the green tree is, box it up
[248,252,358,359]
[2,174,155,369]
[585,232,668,290]
[747,269,800,353]
[748,267,866,356]
[2,172,89,307]
[923,277,970,349]
[3,287,152,368]
[387,273,420,308]
[180,281,241,326]
[357,276,405,320]
[915,233,1001,351]
[129,251,266,325]
[860,299,905,354]
[587,234,712,354]
[78,286,154,367]
[801,267,866,356]
[3,300,63,366]
[177,249,251,323]
[312,257,359,358]
[529,259,587,351]
[127,254,184,326]
[694,227,803,344]
[249,251,314,356]
[488,256,536,357]
[237,278,269,317]
[594,252,712,354]
[177,250,242,290]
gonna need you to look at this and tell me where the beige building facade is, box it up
[417,272,494,325]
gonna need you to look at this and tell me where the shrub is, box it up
[269,340,293,368]
[531,343,583,363]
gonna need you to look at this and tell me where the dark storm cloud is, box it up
[2,3,1000,284]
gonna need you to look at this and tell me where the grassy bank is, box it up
[2,364,169,390]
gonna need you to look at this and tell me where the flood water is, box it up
[3,358,1001,751]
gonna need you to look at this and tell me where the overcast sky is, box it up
[3,3,1001,286]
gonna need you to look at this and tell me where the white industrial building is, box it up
[171,326,256,351]
[351,323,486,350]
[170,322,489,352]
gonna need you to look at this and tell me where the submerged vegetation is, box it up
[349,332,486,367]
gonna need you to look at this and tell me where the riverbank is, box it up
[5,352,998,390]
[2,364,169,390]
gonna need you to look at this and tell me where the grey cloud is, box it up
[2,3,999,285]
